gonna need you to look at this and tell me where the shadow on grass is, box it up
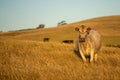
[73,49,81,58]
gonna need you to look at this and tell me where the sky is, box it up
[0,0,120,31]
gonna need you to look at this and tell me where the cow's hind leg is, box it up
[90,49,94,63]
[94,54,98,62]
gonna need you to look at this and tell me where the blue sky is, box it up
[0,0,120,31]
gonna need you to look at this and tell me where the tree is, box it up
[37,24,45,29]
[57,20,67,26]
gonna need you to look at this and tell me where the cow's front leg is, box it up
[90,49,94,63]
[79,49,87,62]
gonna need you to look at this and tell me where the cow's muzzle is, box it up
[79,38,85,42]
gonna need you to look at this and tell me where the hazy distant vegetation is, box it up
[37,24,45,29]
[57,20,67,26]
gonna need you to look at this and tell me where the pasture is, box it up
[0,16,120,80]
[0,39,120,80]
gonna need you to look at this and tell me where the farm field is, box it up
[0,16,120,80]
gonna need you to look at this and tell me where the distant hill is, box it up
[0,15,120,45]
[60,15,120,36]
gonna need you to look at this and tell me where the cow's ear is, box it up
[86,27,91,34]
[87,27,91,31]
[75,27,79,31]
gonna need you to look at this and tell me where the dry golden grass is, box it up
[0,16,120,80]
[0,39,120,80]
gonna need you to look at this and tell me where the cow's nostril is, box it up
[82,38,85,41]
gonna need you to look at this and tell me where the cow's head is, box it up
[75,25,91,42]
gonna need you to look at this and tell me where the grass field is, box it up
[0,39,120,80]
[0,16,120,80]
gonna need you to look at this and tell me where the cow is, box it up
[75,25,102,63]
[62,40,74,44]
[43,38,50,42]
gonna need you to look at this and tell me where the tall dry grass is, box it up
[0,39,120,80]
